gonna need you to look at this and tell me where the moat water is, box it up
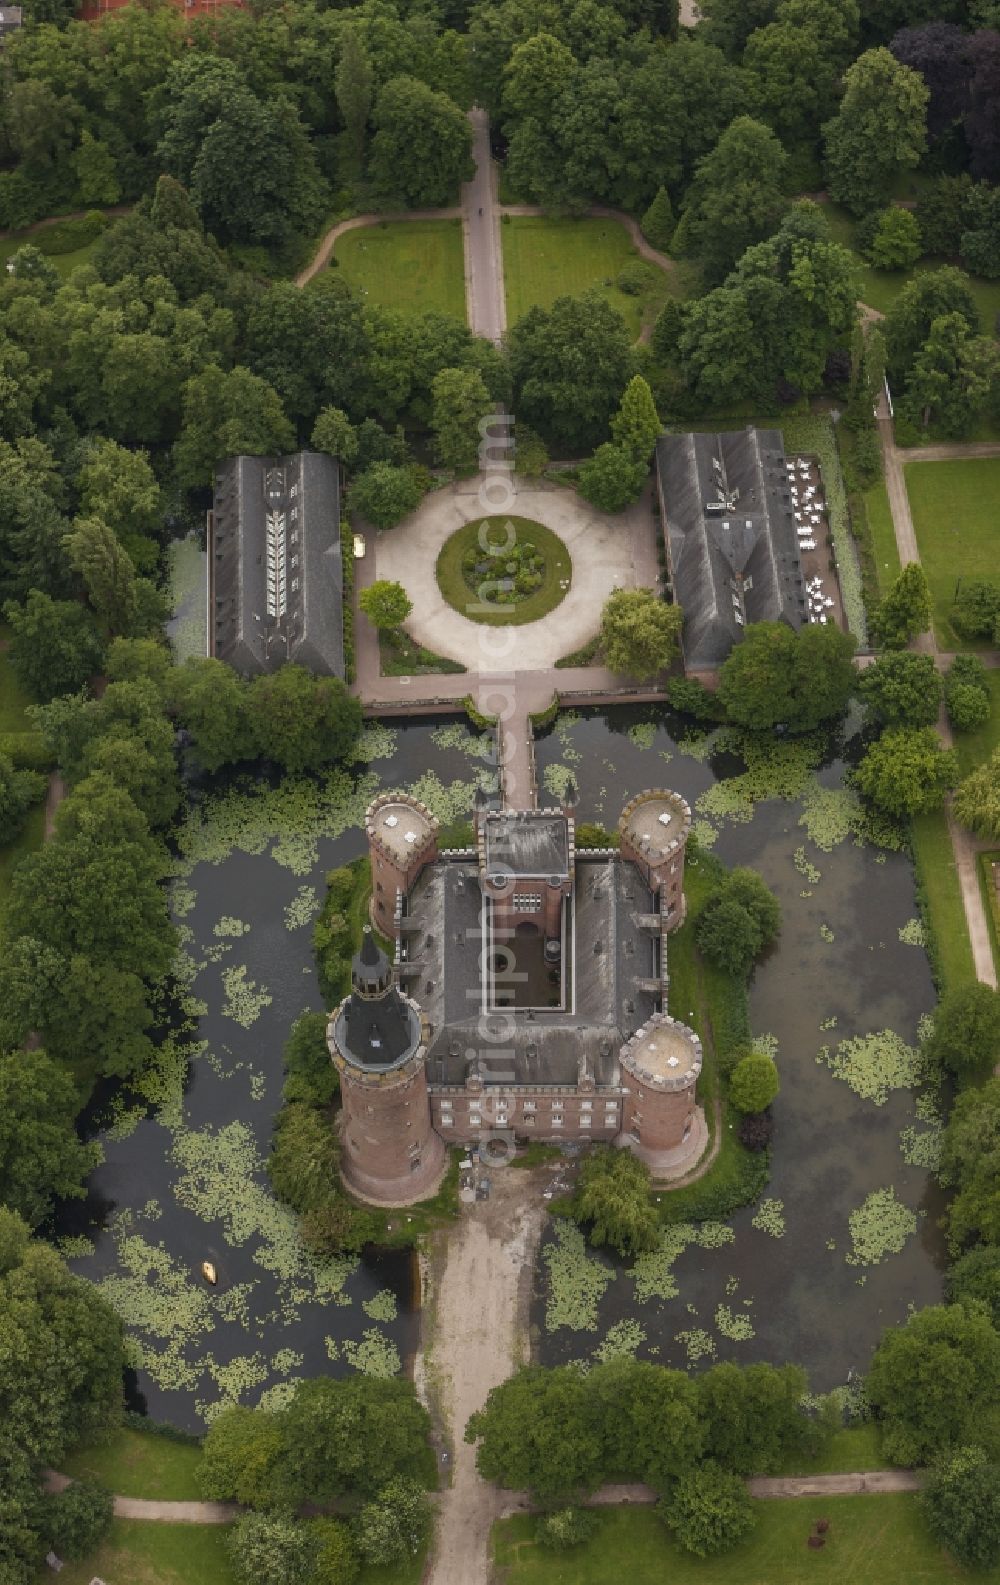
[55,704,945,1425]
[531,706,945,1391]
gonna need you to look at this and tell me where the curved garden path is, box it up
[294,104,680,346]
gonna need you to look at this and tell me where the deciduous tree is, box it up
[855,726,957,817]
[872,562,931,648]
[600,588,682,680]
[823,49,928,215]
[348,464,423,529]
[924,983,1000,1079]
[659,1462,756,1557]
[359,581,412,632]
[954,747,1000,840]
[578,444,647,512]
[369,77,474,207]
[431,365,494,471]
[573,1147,659,1257]
[858,650,942,726]
[250,668,361,774]
[868,1303,1000,1465]
[674,117,789,285]
[3,592,103,702]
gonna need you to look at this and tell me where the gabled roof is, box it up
[656,428,808,670]
[210,451,344,678]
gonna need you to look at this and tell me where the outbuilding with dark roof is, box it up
[209,451,344,677]
[655,427,808,673]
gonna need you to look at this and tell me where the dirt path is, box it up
[43,1472,237,1524]
[874,380,998,989]
[44,772,66,839]
[422,1167,548,1585]
[747,1471,923,1498]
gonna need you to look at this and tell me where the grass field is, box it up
[62,1428,204,1501]
[330,220,466,320]
[32,1519,428,1585]
[864,477,901,597]
[501,216,675,338]
[775,1423,884,1476]
[912,808,976,993]
[435,516,572,626]
[951,669,1000,777]
[822,204,1000,330]
[32,1520,237,1585]
[0,234,99,280]
[493,1495,1000,1585]
[904,457,1000,649]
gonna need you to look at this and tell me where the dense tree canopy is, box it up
[508,293,634,454]
[823,48,928,215]
[867,1303,1000,1465]
[717,622,857,732]
[600,588,683,680]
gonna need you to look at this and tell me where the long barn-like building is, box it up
[208,451,344,678]
[655,427,809,674]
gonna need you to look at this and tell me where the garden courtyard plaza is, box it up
[372,472,656,668]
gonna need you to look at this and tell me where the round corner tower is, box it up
[618,789,692,930]
[616,1012,706,1177]
[365,794,439,934]
[328,929,445,1204]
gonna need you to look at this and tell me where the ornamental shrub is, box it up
[729,1054,780,1114]
[658,1462,756,1557]
[535,1506,599,1550]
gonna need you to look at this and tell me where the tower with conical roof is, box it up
[328,928,445,1203]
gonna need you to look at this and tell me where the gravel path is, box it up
[422,1168,548,1585]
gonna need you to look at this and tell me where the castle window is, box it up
[552,1116,563,1128]
[523,1101,536,1113]
[523,1115,536,1126]
[630,1127,641,1144]
[581,1100,593,1113]
[512,893,542,912]
[409,1155,422,1172]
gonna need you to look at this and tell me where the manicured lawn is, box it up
[62,1428,204,1501]
[435,516,572,626]
[330,220,466,320]
[952,669,1000,778]
[493,1495,1000,1584]
[904,458,1000,649]
[912,808,976,994]
[864,477,901,598]
[32,1520,237,1585]
[0,234,99,280]
[501,216,676,338]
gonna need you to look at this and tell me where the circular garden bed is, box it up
[434,516,572,625]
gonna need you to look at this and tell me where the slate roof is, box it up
[656,428,808,671]
[408,854,661,1090]
[210,451,344,677]
[483,811,570,881]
